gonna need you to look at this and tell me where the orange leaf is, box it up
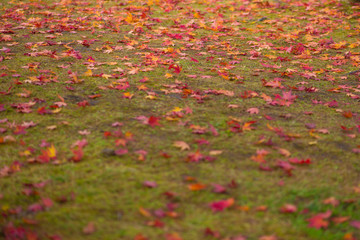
[139,207,151,218]
[188,183,207,191]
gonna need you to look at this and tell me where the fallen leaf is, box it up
[83,222,96,235]
[188,183,206,191]
[173,141,190,151]
[209,198,234,212]
[247,107,259,114]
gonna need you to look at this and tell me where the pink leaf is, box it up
[143,181,157,188]
[115,148,128,156]
[209,198,234,212]
[247,108,259,114]
[350,220,360,229]
[280,204,297,213]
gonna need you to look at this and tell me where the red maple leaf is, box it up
[168,64,182,74]
[209,198,234,212]
[307,211,332,229]
[186,150,204,162]
[71,147,84,162]
[147,116,161,127]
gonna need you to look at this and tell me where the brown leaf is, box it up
[173,141,190,151]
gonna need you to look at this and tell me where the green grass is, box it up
[0,0,360,239]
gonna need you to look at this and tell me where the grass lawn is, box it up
[1,0,360,239]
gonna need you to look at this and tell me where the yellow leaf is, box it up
[145,95,157,100]
[123,92,134,99]
[166,117,179,121]
[47,144,56,158]
[125,13,133,23]
[52,108,62,114]
[102,74,112,79]
[172,107,182,112]
[165,73,173,78]
[19,150,31,157]
[83,69,93,77]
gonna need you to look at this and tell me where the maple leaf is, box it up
[332,216,349,224]
[277,148,291,157]
[188,183,206,191]
[228,104,239,108]
[280,204,297,213]
[71,147,84,162]
[204,228,221,238]
[307,211,332,229]
[78,130,91,135]
[259,236,277,240]
[212,184,227,193]
[134,234,149,240]
[115,148,128,156]
[147,116,161,127]
[264,80,282,88]
[143,181,157,188]
[3,223,27,240]
[186,150,204,162]
[165,233,182,240]
[125,13,134,23]
[37,106,51,115]
[135,150,147,161]
[242,121,256,131]
[128,67,139,75]
[83,69,93,77]
[139,207,152,218]
[209,198,234,212]
[281,91,297,101]
[122,92,134,99]
[71,139,88,149]
[247,107,259,114]
[288,158,311,165]
[322,197,339,207]
[350,220,360,229]
[47,144,56,159]
[277,161,294,176]
[168,64,182,74]
[77,100,90,107]
[42,198,53,208]
[208,124,219,136]
[190,57,199,62]
[173,141,190,151]
[83,222,96,235]
[209,150,223,156]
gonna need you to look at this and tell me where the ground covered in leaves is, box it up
[1,0,360,239]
